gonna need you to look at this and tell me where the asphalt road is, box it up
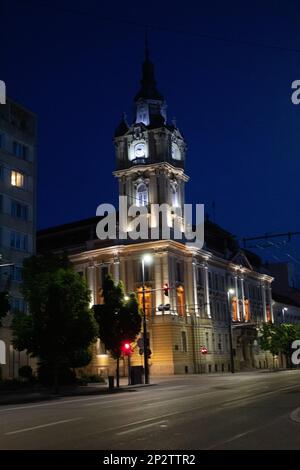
[1,370,300,450]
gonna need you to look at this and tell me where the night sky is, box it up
[2,0,300,266]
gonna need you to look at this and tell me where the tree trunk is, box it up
[116,357,120,388]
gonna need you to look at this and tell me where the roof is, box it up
[37,215,262,270]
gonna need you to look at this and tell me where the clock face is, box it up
[134,143,145,158]
[172,142,181,161]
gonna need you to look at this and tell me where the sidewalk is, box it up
[0,377,155,407]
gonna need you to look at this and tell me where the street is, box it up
[1,370,300,450]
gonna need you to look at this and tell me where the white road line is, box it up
[221,383,300,408]
[5,417,83,435]
[205,429,257,449]
[116,420,168,436]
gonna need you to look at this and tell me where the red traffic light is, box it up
[163,283,169,296]
[122,342,132,355]
[200,346,208,355]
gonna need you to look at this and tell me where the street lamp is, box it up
[227,288,235,374]
[282,307,288,323]
[141,254,153,384]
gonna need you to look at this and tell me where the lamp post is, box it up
[227,288,235,374]
[282,307,288,323]
[141,254,152,385]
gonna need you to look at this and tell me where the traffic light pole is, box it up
[141,259,150,384]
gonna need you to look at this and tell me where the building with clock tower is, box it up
[37,45,278,378]
[113,42,188,236]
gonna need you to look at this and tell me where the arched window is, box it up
[137,183,148,207]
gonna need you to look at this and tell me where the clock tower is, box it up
[113,42,189,235]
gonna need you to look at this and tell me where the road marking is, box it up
[206,428,258,449]
[5,417,83,435]
[116,420,168,436]
[290,407,300,423]
[221,383,300,408]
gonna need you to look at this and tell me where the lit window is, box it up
[137,183,148,207]
[11,170,24,188]
[137,286,152,317]
[176,286,185,316]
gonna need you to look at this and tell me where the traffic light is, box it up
[163,283,169,296]
[121,341,132,355]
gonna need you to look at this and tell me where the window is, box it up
[205,332,209,350]
[13,141,28,160]
[11,170,24,188]
[197,267,203,286]
[181,331,187,352]
[11,200,28,220]
[136,183,148,207]
[10,231,28,251]
[137,286,152,317]
[176,286,185,316]
[208,272,212,289]
[225,334,229,352]
[10,266,22,282]
[218,334,222,351]
[176,261,183,282]
[100,265,109,286]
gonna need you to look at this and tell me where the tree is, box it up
[0,291,10,327]
[12,254,99,391]
[93,275,142,387]
[259,322,300,368]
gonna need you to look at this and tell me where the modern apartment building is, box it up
[0,98,37,379]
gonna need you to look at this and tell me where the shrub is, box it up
[78,373,106,384]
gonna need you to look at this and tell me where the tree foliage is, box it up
[0,291,10,326]
[12,254,98,387]
[259,322,300,367]
[93,275,142,384]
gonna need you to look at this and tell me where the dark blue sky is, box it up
[2,0,300,264]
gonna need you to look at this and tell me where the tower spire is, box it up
[134,35,163,102]
[145,29,150,62]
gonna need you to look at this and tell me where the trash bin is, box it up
[108,375,114,390]
[130,366,144,385]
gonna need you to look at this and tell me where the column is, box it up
[261,284,267,322]
[234,275,240,321]
[192,258,199,316]
[203,264,211,318]
[240,277,246,321]
[113,255,120,283]
[267,284,274,323]
[87,264,96,306]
